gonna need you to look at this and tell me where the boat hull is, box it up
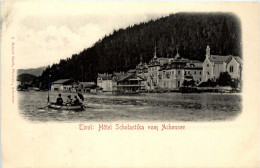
[48,104,83,110]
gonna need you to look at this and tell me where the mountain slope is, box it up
[17,66,47,77]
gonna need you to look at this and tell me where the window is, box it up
[230,66,233,72]
[207,71,210,75]
[178,71,180,75]
[207,64,209,67]
[194,71,196,75]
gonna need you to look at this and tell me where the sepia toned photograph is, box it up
[1,1,259,168]
[17,11,242,122]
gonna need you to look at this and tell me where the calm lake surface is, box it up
[18,91,242,122]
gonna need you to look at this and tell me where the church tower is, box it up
[206,45,211,59]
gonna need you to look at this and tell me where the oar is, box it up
[38,105,49,109]
[84,104,94,109]
[57,105,64,110]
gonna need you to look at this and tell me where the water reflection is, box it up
[18,91,242,122]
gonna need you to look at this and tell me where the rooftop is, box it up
[79,82,96,88]
[52,79,75,84]
[209,55,231,63]
[117,73,145,82]
[98,73,113,80]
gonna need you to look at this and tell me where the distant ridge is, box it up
[17,66,47,77]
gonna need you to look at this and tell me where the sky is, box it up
[1,1,171,69]
[2,1,244,69]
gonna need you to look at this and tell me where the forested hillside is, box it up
[17,74,36,83]
[38,13,241,89]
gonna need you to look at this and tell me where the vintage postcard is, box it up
[1,1,259,167]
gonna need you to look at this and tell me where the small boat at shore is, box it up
[48,103,84,110]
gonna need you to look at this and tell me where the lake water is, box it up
[18,91,242,122]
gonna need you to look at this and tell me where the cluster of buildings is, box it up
[97,46,242,92]
[97,72,145,93]
[51,79,102,93]
[50,46,242,93]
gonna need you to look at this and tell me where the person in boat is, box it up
[72,95,80,106]
[77,92,84,104]
[65,95,73,105]
[77,92,84,101]
[56,94,63,105]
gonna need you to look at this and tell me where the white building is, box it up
[202,46,242,82]
[97,73,113,92]
[51,79,78,91]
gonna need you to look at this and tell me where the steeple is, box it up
[153,43,157,59]
[140,54,143,64]
[206,45,210,58]
[174,45,180,59]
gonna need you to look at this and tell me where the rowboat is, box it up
[48,104,84,110]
